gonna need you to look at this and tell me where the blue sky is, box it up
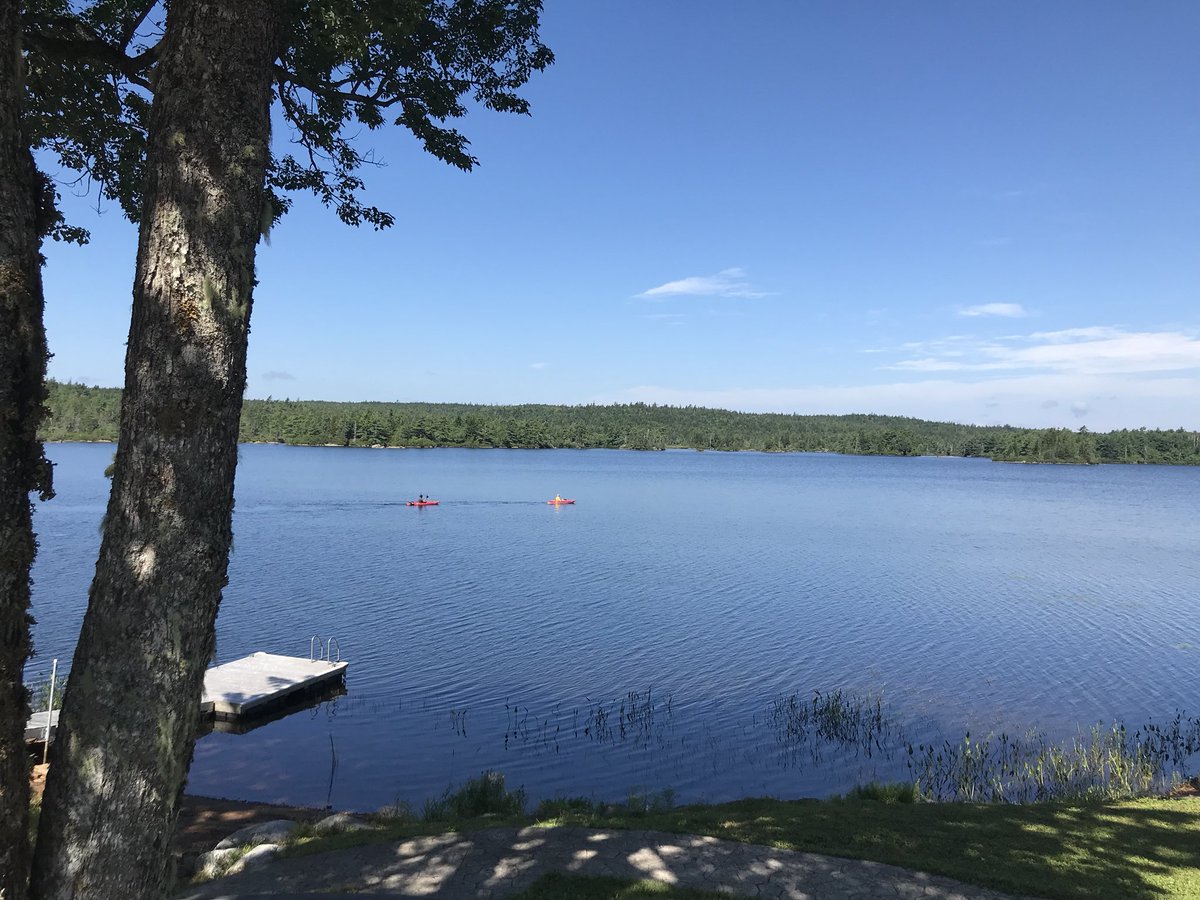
[41,0,1200,431]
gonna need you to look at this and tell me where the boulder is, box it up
[314,812,375,834]
[214,818,299,850]
[224,843,280,876]
[195,847,242,880]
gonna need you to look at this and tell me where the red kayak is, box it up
[406,500,439,507]
[546,498,576,505]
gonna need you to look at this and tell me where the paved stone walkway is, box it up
[177,826,1018,899]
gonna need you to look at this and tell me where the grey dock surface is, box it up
[26,652,348,741]
[25,708,59,743]
[201,652,348,719]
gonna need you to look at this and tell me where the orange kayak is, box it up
[547,498,576,505]
[406,500,439,507]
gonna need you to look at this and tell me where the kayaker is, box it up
[554,493,562,501]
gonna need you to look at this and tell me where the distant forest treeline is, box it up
[41,380,1200,465]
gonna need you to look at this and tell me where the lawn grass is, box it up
[281,775,1200,899]
[539,795,1200,899]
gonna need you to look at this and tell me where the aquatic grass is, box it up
[768,689,899,765]
[578,688,673,746]
[765,687,1200,804]
[323,686,1200,811]
[907,714,1200,803]
[505,688,674,753]
[421,770,527,821]
[841,781,919,804]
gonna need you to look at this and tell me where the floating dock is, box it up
[26,651,348,742]
[201,651,348,719]
[25,709,59,743]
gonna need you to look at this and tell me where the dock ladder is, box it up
[310,634,341,663]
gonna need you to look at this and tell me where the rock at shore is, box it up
[214,819,299,850]
[315,812,375,834]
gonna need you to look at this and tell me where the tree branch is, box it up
[24,18,160,91]
[119,2,160,52]
[274,65,407,109]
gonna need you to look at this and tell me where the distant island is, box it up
[41,380,1200,465]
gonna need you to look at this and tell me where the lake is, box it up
[28,443,1200,810]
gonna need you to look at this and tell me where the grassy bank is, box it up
[539,794,1200,898]
[282,776,1200,899]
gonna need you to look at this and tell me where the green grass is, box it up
[421,770,526,820]
[281,771,1200,899]
[840,780,919,804]
[539,795,1200,899]
[285,772,530,859]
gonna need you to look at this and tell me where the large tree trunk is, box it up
[31,2,278,896]
[0,1,53,897]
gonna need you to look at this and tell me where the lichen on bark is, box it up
[29,2,280,897]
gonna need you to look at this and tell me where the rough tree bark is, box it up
[0,1,53,897]
[31,1,278,896]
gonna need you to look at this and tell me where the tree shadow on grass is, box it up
[172,796,1200,899]
[623,796,1200,898]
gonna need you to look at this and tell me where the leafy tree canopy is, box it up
[21,0,553,238]
[42,381,1200,466]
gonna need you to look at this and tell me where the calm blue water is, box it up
[27,443,1200,810]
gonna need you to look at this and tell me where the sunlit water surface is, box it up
[29,443,1200,809]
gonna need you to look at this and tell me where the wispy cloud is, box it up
[602,325,1200,430]
[637,267,772,300]
[609,373,1200,431]
[530,362,548,370]
[889,327,1200,376]
[263,370,296,381]
[958,302,1028,318]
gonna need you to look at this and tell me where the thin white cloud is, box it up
[530,362,548,370]
[958,303,1028,318]
[890,358,965,372]
[637,267,773,300]
[262,370,297,381]
[608,374,1200,431]
[595,324,1200,430]
[888,327,1200,377]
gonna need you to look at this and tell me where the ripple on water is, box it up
[27,445,1200,809]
